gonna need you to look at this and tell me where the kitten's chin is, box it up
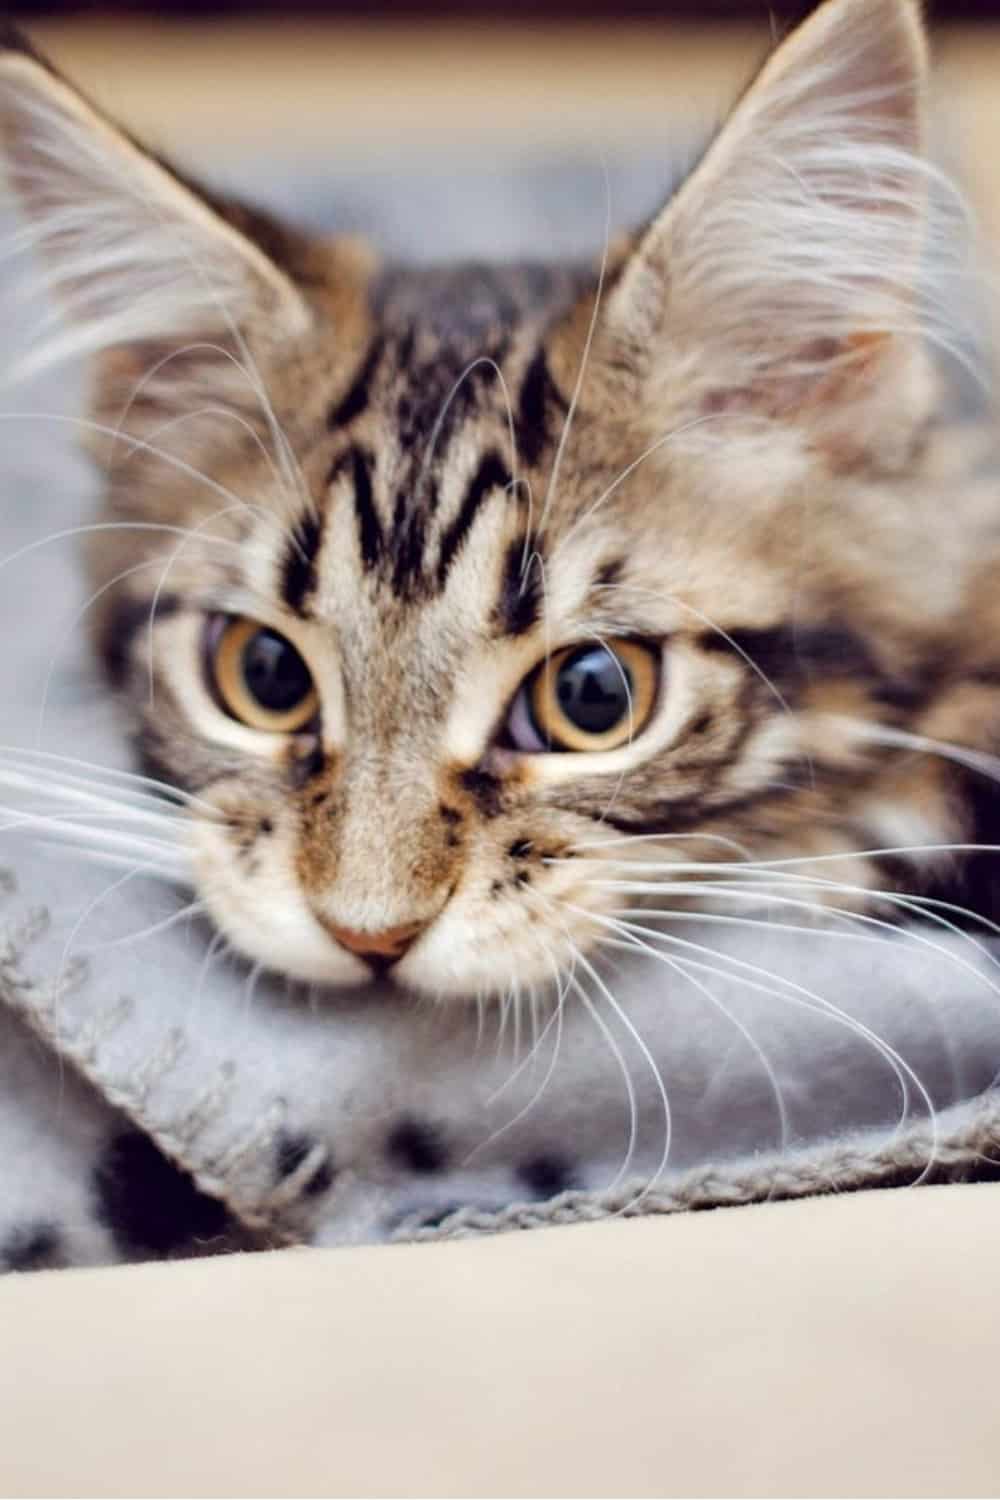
[200,883,595,1002]
[395,920,579,1004]
[194,841,591,1000]
[210,911,575,1004]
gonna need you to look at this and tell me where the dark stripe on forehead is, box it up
[390,490,428,599]
[436,450,511,587]
[393,346,509,477]
[328,338,384,430]
[517,347,565,467]
[352,448,382,570]
[328,445,383,571]
[282,511,323,615]
[493,536,542,637]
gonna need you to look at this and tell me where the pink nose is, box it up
[324,920,426,967]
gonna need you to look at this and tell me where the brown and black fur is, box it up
[3,0,1000,998]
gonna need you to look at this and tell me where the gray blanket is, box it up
[3,153,1000,1274]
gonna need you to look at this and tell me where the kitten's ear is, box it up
[0,27,311,377]
[602,0,937,465]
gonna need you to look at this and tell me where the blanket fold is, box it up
[5,852,1000,1272]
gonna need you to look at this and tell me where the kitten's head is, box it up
[0,1,984,998]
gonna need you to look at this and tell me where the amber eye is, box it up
[209,617,318,732]
[506,639,660,753]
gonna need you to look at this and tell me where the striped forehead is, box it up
[275,261,590,623]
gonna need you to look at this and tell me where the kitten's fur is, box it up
[2,0,999,1001]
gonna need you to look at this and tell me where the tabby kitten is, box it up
[1,0,998,1003]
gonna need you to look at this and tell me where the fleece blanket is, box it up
[3,152,1000,1274]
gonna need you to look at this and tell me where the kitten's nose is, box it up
[324,919,427,968]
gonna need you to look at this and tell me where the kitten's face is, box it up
[86,258,954,1000]
[3,0,986,998]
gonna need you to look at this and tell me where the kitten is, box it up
[0,0,998,1006]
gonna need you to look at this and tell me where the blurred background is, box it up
[7,2,1000,263]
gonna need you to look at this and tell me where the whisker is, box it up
[590,878,1000,1001]
[81,898,206,955]
[554,410,765,560]
[835,718,1000,789]
[565,966,641,1192]
[569,901,939,1156]
[7,805,191,892]
[0,806,187,838]
[417,355,518,506]
[569,939,674,1201]
[33,557,159,747]
[32,840,189,882]
[54,864,180,1012]
[583,576,796,720]
[0,785,193,845]
[108,341,305,524]
[0,746,217,814]
[470,945,571,1163]
[0,519,236,590]
[597,923,791,1163]
[143,500,256,706]
[565,829,756,857]
[608,842,1000,873]
[0,411,267,532]
[533,154,613,544]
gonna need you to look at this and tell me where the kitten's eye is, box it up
[209,617,318,732]
[506,639,660,753]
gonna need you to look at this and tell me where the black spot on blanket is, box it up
[94,1130,230,1257]
[516,1153,578,1199]
[1,1221,64,1272]
[386,1117,450,1175]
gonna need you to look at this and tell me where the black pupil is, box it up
[241,629,312,714]
[555,646,631,735]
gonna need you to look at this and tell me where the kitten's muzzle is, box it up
[322,919,427,970]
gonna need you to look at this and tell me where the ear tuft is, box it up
[0,33,310,380]
[602,0,968,463]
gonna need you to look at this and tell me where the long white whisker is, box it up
[32,841,187,881]
[534,154,613,543]
[144,500,251,705]
[834,716,1000,789]
[591,879,1000,1001]
[565,966,640,1192]
[555,411,766,560]
[0,411,266,530]
[599,922,791,1161]
[106,340,306,528]
[0,745,217,814]
[568,901,938,1154]
[33,557,158,747]
[568,940,673,1201]
[81,898,206,955]
[0,519,236,588]
[0,770,194,833]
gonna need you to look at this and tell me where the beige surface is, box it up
[2,1182,1000,1498]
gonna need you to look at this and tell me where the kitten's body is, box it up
[2,0,1000,1015]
